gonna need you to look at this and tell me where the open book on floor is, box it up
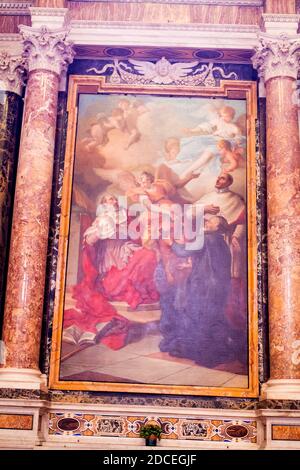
[62,322,110,347]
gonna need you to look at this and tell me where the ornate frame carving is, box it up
[49,74,258,397]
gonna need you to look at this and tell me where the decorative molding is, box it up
[0,34,22,43]
[27,7,260,50]
[3,398,300,449]
[252,34,300,82]
[0,2,32,16]
[0,51,26,95]
[262,379,300,400]
[29,7,69,18]
[263,14,300,24]
[70,20,259,33]
[262,14,300,36]
[29,7,70,30]
[0,368,47,390]
[49,411,258,444]
[19,25,75,76]
[86,57,238,86]
[70,21,259,50]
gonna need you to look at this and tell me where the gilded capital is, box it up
[19,25,75,76]
[0,51,26,96]
[252,34,300,82]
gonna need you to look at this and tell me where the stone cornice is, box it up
[0,34,22,43]
[29,7,69,18]
[70,20,259,33]
[262,14,300,24]
[69,20,259,49]
[262,13,300,36]
[0,2,32,16]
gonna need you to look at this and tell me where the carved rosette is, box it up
[0,51,26,96]
[19,25,75,76]
[252,33,300,82]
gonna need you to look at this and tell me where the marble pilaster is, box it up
[252,34,300,399]
[0,50,25,329]
[0,25,74,389]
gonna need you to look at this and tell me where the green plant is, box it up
[139,424,162,440]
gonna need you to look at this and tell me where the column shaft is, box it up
[252,33,300,398]
[2,70,59,369]
[266,76,300,380]
[0,25,73,388]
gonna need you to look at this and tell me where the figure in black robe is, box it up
[155,216,240,368]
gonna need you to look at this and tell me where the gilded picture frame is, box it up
[49,74,258,397]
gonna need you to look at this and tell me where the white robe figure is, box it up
[84,203,140,277]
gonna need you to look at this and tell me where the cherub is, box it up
[183,105,243,140]
[81,108,126,152]
[117,98,149,150]
[217,139,244,173]
[155,136,215,190]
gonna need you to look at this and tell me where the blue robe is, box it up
[155,232,236,368]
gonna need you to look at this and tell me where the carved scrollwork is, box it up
[87,57,238,87]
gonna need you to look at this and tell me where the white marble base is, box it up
[0,368,47,390]
[262,379,300,400]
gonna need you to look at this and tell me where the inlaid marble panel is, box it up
[49,411,257,443]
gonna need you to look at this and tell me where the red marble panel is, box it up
[0,414,33,430]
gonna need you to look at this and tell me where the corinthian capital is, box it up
[252,33,300,82]
[0,51,26,96]
[19,25,75,76]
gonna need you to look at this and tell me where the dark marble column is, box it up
[253,34,300,399]
[0,52,25,334]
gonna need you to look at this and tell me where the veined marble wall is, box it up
[67,1,262,24]
[1,0,298,36]
[0,0,265,34]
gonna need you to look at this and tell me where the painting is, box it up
[49,75,258,396]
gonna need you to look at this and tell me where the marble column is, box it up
[0,26,74,389]
[252,34,300,399]
[0,52,25,329]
